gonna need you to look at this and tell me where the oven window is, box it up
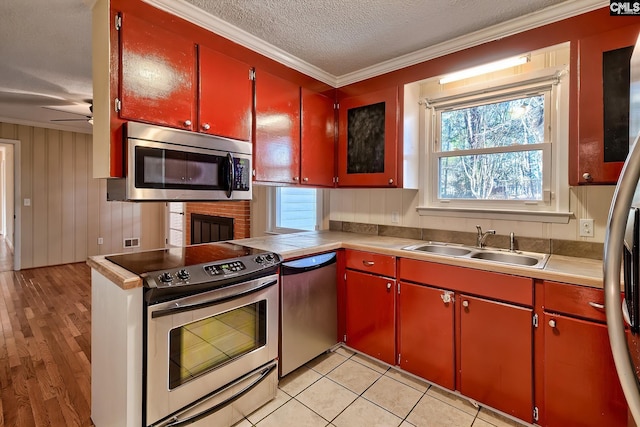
[168,300,267,389]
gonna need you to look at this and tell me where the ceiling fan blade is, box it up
[51,118,91,122]
[43,106,91,117]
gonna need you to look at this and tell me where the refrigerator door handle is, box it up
[604,130,640,425]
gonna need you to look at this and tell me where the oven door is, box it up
[145,274,278,426]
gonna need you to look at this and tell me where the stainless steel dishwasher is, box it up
[280,252,338,376]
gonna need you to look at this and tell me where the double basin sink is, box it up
[402,242,549,269]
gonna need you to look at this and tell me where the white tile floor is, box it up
[232,347,530,427]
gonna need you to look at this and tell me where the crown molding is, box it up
[144,0,608,88]
[336,0,608,86]
[0,117,92,135]
[142,0,338,87]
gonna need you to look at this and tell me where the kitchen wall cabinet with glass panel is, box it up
[336,85,419,188]
[572,23,640,185]
[254,70,335,187]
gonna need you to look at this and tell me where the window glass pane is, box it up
[438,151,543,200]
[277,187,317,231]
[440,94,545,152]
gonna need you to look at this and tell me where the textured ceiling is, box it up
[183,0,567,76]
[0,0,605,133]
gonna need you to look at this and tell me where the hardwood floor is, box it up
[0,262,93,426]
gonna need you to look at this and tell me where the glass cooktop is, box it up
[105,242,267,276]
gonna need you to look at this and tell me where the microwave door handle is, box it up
[225,153,234,198]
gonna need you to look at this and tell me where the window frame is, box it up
[417,65,571,223]
[267,187,323,234]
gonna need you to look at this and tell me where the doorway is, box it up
[0,140,19,271]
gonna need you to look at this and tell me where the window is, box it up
[418,57,571,223]
[269,187,322,233]
[436,91,549,202]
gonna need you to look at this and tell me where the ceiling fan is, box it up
[44,100,93,124]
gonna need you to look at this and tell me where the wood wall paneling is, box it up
[0,122,165,268]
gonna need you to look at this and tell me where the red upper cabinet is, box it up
[198,45,252,141]
[300,88,336,187]
[573,24,640,184]
[337,87,399,187]
[254,69,301,184]
[119,12,197,131]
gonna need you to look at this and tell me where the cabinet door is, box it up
[254,70,300,183]
[119,13,196,130]
[398,282,454,389]
[198,45,252,140]
[301,88,335,187]
[345,270,395,365]
[543,313,626,427]
[337,87,398,187]
[574,24,640,184]
[459,295,533,422]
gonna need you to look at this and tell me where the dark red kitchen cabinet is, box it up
[398,282,454,389]
[345,269,395,365]
[119,12,196,131]
[198,45,252,140]
[543,314,626,427]
[458,294,533,423]
[254,69,300,184]
[301,88,335,187]
[573,24,640,184]
[337,87,398,187]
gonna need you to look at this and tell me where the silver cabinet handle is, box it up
[202,123,211,130]
[303,177,309,182]
[441,291,453,304]
[362,260,375,267]
[462,300,469,308]
[386,283,392,290]
[549,319,557,328]
[589,301,605,310]
[184,120,192,127]
[582,172,592,181]
[388,178,394,185]
[293,176,299,181]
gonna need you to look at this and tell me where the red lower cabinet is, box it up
[458,295,533,422]
[398,282,454,389]
[543,312,626,427]
[345,269,395,365]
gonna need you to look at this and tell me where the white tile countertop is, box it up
[87,230,606,290]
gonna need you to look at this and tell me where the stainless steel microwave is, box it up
[107,122,252,201]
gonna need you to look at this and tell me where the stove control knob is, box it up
[176,269,190,281]
[159,272,173,283]
[255,255,265,264]
[265,253,274,262]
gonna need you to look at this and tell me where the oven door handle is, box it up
[152,360,277,427]
[151,279,277,319]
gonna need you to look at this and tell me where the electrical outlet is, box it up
[579,219,594,237]
[97,237,104,245]
[391,211,400,224]
[23,198,30,207]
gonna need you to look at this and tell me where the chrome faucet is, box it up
[476,225,496,248]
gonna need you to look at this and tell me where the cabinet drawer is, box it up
[544,281,606,322]
[346,250,396,277]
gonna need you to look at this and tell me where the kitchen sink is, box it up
[409,244,472,256]
[470,251,543,267]
[402,242,549,269]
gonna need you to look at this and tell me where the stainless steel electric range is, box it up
[106,242,281,427]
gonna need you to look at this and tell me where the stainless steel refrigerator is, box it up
[605,33,640,426]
